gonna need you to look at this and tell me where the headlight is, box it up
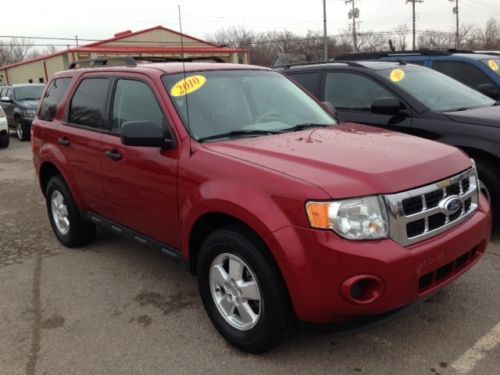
[24,109,36,117]
[306,196,388,240]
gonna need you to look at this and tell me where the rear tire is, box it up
[197,225,294,353]
[46,176,95,247]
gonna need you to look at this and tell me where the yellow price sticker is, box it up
[390,69,406,83]
[488,60,499,72]
[170,75,207,97]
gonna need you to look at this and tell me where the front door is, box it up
[100,76,180,248]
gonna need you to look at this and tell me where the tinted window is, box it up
[39,78,72,121]
[13,85,44,101]
[111,79,165,133]
[68,78,109,129]
[432,61,494,89]
[287,72,321,95]
[325,72,395,110]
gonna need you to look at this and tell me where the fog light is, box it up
[341,275,385,305]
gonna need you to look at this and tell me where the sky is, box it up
[1,0,500,48]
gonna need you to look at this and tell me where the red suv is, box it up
[32,58,492,353]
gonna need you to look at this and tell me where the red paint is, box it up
[32,63,492,323]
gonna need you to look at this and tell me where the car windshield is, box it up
[14,85,44,101]
[163,70,335,141]
[481,58,500,76]
[376,66,495,112]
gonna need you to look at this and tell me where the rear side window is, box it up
[39,78,72,121]
[432,61,494,90]
[111,79,165,133]
[68,78,110,129]
[325,72,395,110]
[287,72,321,96]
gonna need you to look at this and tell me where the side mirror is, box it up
[321,101,337,115]
[0,96,12,103]
[121,121,174,149]
[371,97,402,115]
[477,83,500,100]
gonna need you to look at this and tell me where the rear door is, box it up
[100,74,180,248]
[57,74,111,212]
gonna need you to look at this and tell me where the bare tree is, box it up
[482,17,500,49]
[393,24,410,51]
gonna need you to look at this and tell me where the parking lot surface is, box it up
[1,138,499,375]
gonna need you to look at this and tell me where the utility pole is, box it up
[450,0,459,49]
[406,0,423,50]
[345,0,360,52]
[323,0,328,61]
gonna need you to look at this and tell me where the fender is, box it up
[180,179,299,260]
[38,142,88,209]
[437,135,500,162]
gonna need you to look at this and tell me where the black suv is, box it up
[278,61,500,223]
[0,84,45,141]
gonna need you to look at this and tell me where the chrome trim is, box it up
[384,168,479,247]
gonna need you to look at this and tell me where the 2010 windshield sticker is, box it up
[488,60,499,72]
[390,69,406,83]
[170,75,207,97]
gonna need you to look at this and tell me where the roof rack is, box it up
[273,60,368,70]
[335,49,452,61]
[68,55,225,69]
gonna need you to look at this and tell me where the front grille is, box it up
[418,246,480,292]
[385,168,479,247]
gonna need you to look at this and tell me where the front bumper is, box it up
[268,195,492,323]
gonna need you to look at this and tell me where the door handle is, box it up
[57,137,71,146]
[105,150,123,161]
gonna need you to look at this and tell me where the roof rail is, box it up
[273,60,367,70]
[335,49,451,61]
[68,55,225,69]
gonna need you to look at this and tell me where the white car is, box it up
[0,106,9,148]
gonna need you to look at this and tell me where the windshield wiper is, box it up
[197,129,282,142]
[279,123,332,132]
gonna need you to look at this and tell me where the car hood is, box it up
[203,123,471,199]
[444,105,500,128]
[15,99,40,110]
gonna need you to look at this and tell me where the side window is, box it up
[325,72,395,110]
[287,72,321,96]
[432,61,494,89]
[111,79,165,133]
[68,78,109,129]
[39,78,72,121]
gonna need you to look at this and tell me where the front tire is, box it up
[0,134,8,148]
[197,225,293,353]
[15,117,29,141]
[46,176,95,247]
[477,160,500,228]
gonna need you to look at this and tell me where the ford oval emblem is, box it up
[439,196,463,216]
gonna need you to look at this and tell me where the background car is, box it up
[335,50,500,100]
[0,106,9,148]
[278,60,500,225]
[0,83,45,141]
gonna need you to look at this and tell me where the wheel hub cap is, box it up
[50,190,70,235]
[209,253,262,331]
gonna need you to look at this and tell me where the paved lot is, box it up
[1,138,499,375]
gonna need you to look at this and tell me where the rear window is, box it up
[68,78,110,129]
[39,78,72,121]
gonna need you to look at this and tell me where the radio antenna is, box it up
[178,4,193,152]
